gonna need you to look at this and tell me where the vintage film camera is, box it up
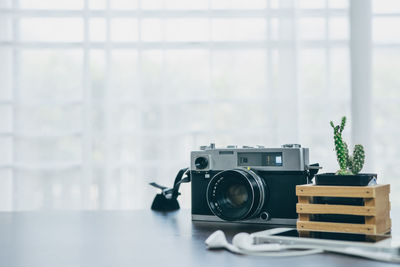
[190,144,320,226]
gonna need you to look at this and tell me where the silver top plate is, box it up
[191,143,309,172]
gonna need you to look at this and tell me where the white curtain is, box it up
[0,0,398,210]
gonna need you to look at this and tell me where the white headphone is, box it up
[205,230,323,257]
[205,230,400,262]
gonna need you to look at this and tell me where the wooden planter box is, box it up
[296,184,391,235]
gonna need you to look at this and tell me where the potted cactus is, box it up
[315,116,377,186]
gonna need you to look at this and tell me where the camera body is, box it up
[191,144,317,226]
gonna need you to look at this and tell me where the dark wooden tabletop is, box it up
[0,209,398,267]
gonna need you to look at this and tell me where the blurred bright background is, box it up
[0,0,399,211]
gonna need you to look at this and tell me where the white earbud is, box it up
[206,230,323,257]
[205,230,243,254]
[232,233,282,252]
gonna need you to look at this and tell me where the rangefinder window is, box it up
[238,152,283,167]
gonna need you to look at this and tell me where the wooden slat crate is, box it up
[296,184,391,235]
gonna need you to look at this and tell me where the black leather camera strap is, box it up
[306,163,320,183]
[149,168,191,211]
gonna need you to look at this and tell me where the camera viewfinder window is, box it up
[237,152,283,167]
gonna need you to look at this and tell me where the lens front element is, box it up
[226,184,249,207]
[206,169,266,221]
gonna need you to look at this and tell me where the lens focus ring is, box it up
[206,169,266,221]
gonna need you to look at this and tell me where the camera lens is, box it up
[206,169,267,221]
[226,185,248,207]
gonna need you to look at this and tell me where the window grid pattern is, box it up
[372,0,400,206]
[0,0,360,210]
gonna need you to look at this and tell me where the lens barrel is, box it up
[206,169,266,221]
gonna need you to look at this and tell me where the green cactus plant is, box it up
[350,144,365,174]
[330,116,365,175]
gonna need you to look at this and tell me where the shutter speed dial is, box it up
[195,157,209,169]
